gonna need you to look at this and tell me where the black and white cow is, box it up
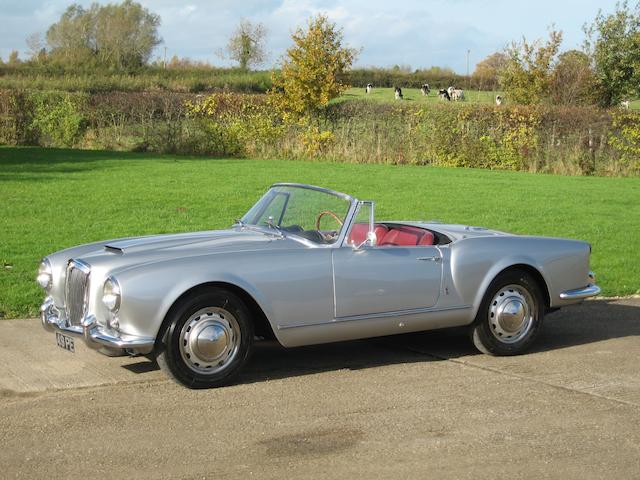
[394,86,403,100]
[420,83,430,96]
[438,89,451,101]
[366,83,373,94]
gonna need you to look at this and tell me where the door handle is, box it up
[417,256,441,262]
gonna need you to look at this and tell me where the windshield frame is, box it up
[238,183,358,247]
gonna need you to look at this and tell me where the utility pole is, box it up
[466,49,470,88]
[163,46,167,69]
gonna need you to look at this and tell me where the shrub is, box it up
[609,109,640,172]
[29,91,87,147]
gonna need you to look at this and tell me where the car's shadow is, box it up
[122,299,640,384]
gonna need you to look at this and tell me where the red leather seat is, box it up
[379,225,435,247]
[347,223,389,245]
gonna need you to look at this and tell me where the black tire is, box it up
[470,269,545,356]
[157,289,254,388]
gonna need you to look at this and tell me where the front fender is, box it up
[112,254,277,343]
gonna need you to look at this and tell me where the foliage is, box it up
[609,109,640,170]
[0,65,272,93]
[269,15,357,122]
[45,0,161,70]
[29,92,87,147]
[500,29,563,105]
[221,20,268,71]
[584,1,640,106]
[549,50,597,105]
[186,92,283,156]
[473,52,508,90]
[0,89,636,176]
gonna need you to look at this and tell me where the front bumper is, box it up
[559,270,601,301]
[40,297,155,355]
[559,284,601,300]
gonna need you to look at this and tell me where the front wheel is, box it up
[471,270,545,356]
[157,289,254,388]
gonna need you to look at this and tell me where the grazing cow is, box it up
[447,86,456,98]
[394,86,403,100]
[366,83,373,94]
[495,95,503,106]
[438,89,451,101]
[451,88,465,101]
[420,83,430,96]
[621,100,631,109]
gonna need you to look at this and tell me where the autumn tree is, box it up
[473,52,508,90]
[222,20,267,71]
[46,1,161,70]
[500,29,563,104]
[269,15,357,121]
[584,1,640,106]
[549,50,596,105]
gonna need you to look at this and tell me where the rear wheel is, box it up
[157,289,254,388]
[471,270,545,356]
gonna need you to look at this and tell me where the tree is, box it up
[584,1,640,106]
[269,15,358,121]
[550,50,597,105]
[46,1,161,70]
[222,20,267,71]
[500,29,563,104]
[26,33,45,62]
[8,50,21,66]
[473,52,508,90]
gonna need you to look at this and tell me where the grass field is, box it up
[340,87,640,109]
[1,147,638,318]
[339,87,501,104]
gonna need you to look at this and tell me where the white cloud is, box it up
[0,0,621,71]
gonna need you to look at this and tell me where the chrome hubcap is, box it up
[488,284,535,344]
[179,307,241,374]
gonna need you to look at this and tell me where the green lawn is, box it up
[1,147,638,318]
[339,87,501,104]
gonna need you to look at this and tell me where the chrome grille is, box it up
[65,260,90,326]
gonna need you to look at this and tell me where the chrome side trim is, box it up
[40,297,155,354]
[277,304,471,330]
[559,284,601,300]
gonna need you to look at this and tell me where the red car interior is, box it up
[347,223,435,247]
[347,223,389,245]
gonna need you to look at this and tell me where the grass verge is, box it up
[1,146,638,318]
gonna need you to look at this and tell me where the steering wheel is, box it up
[315,210,344,230]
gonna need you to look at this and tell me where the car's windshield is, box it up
[240,185,352,244]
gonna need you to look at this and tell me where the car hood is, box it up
[50,227,297,271]
[102,229,274,254]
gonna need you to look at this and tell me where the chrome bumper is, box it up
[40,297,155,354]
[559,284,601,300]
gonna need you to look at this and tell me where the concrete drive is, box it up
[0,299,639,479]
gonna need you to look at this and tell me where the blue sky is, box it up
[0,0,621,72]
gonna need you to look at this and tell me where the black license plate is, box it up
[56,332,75,353]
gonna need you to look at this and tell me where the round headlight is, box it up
[102,276,121,313]
[36,258,52,291]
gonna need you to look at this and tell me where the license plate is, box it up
[56,332,75,353]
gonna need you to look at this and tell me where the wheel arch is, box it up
[470,262,551,320]
[154,281,278,352]
[484,263,551,312]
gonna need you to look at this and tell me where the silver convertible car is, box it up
[38,183,600,388]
